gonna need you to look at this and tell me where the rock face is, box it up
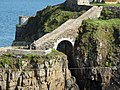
[73,19,120,90]
[0,50,79,90]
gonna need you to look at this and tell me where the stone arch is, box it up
[53,38,74,50]
[56,40,73,56]
[54,38,75,74]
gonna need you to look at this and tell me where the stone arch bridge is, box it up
[34,6,103,51]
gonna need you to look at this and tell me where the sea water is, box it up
[0,0,65,47]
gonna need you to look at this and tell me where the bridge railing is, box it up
[0,48,46,55]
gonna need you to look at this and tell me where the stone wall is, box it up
[64,1,92,11]
[13,25,32,46]
[14,26,26,42]
[13,16,35,46]
[19,16,32,25]
[6,49,46,55]
[65,0,90,6]
[0,47,49,56]
[77,0,90,5]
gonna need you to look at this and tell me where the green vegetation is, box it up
[26,5,85,33]
[100,9,115,20]
[47,49,64,60]
[0,53,41,68]
[0,49,65,69]
[16,24,23,28]
[18,4,86,42]
[81,19,120,43]
[78,19,120,67]
[0,53,19,68]
[101,9,113,18]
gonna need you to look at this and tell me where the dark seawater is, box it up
[0,0,65,47]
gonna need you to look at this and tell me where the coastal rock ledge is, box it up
[0,50,79,90]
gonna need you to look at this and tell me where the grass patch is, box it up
[0,53,42,69]
[47,49,64,60]
[81,19,120,46]
[26,5,85,33]
[0,49,65,69]
[78,19,120,66]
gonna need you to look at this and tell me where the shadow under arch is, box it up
[56,40,75,75]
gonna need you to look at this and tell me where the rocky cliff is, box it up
[73,19,120,90]
[0,50,79,90]
[10,1,120,90]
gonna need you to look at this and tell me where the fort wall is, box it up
[19,16,31,25]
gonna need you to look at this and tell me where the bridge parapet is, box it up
[0,48,46,56]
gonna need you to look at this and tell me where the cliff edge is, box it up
[0,50,79,90]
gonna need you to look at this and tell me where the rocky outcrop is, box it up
[73,19,120,90]
[0,50,79,90]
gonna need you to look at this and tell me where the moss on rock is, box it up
[0,49,65,69]
[76,19,120,67]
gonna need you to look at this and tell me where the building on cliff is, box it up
[66,0,120,5]
[90,0,119,3]
[19,16,32,25]
[65,0,90,5]
[104,0,119,4]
